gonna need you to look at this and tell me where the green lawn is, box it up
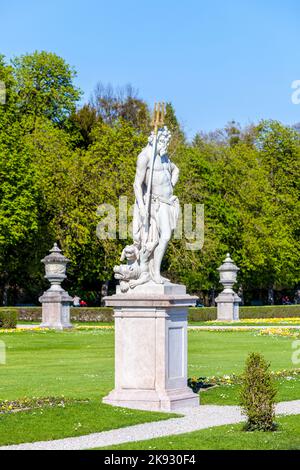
[200,379,300,405]
[98,414,300,450]
[0,329,175,446]
[188,330,298,377]
[0,401,175,447]
[0,328,299,446]
[1,329,297,399]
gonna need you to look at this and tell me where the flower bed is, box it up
[260,328,300,338]
[240,318,300,324]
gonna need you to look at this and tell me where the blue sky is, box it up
[1,0,300,138]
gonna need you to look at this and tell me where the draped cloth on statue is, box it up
[132,194,180,282]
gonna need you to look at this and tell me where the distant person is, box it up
[294,290,300,304]
[80,299,87,307]
[73,295,80,307]
[282,296,291,305]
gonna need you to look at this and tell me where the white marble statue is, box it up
[114,125,180,292]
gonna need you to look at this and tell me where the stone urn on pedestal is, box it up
[215,253,241,322]
[39,243,73,330]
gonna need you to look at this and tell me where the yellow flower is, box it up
[75,325,114,330]
[241,318,300,324]
[260,328,299,338]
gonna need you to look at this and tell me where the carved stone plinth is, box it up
[39,287,73,330]
[103,282,199,411]
[215,291,241,321]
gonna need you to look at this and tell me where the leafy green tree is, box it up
[164,102,185,154]
[165,143,225,294]
[11,51,81,125]
[91,83,150,132]
[0,58,47,304]
[253,121,300,290]
[170,121,300,299]
[213,137,300,298]
[70,104,98,148]
[1,50,300,305]
[224,120,241,146]
[26,118,147,293]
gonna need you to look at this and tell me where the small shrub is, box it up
[0,310,18,329]
[240,352,277,431]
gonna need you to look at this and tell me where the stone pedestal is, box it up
[215,291,241,321]
[39,287,73,330]
[215,253,241,322]
[103,282,199,411]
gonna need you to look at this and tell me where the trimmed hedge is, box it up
[15,307,114,323]
[70,307,113,322]
[1,304,300,324]
[188,305,300,322]
[189,307,217,322]
[0,310,18,328]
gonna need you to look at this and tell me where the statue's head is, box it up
[148,126,171,156]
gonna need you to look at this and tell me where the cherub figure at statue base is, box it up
[114,241,158,293]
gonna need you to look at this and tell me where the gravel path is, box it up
[1,400,300,451]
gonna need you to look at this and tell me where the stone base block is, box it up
[40,320,73,331]
[103,282,199,412]
[39,287,73,330]
[215,291,241,321]
[103,387,199,412]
